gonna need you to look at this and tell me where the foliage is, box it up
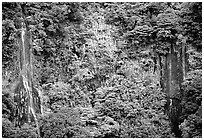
[2,118,39,138]
[179,70,202,138]
[2,92,16,121]
[180,114,202,138]
[2,3,19,70]
[38,107,91,138]
[2,118,16,138]
[11,125,39,138]
[182,70,202,116]
[91,65,172,137]
[180,2,202,51]
[188,48,202,70]
[2,2,202,138]
[42,81,90,112]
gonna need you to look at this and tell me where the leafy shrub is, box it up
[2,118,15,138]
[180,70,202,138]
[181,70,202,118]
[95,71,171,138]
[44,82,74,111]
[182,70,202,96]
[99,99,133,123]
[11,125,39,138]
[39,107,91,138]
[2,118,38,138]
[98,116,120,138]
[2,91,16,121]
[43,81,90,112]
[180,114,202,138]
[188,50,202,70]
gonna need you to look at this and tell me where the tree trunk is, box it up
[13,14,42,134]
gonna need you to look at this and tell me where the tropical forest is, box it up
[2,2,202,138]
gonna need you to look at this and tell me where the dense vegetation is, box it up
[2,2,202,138]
